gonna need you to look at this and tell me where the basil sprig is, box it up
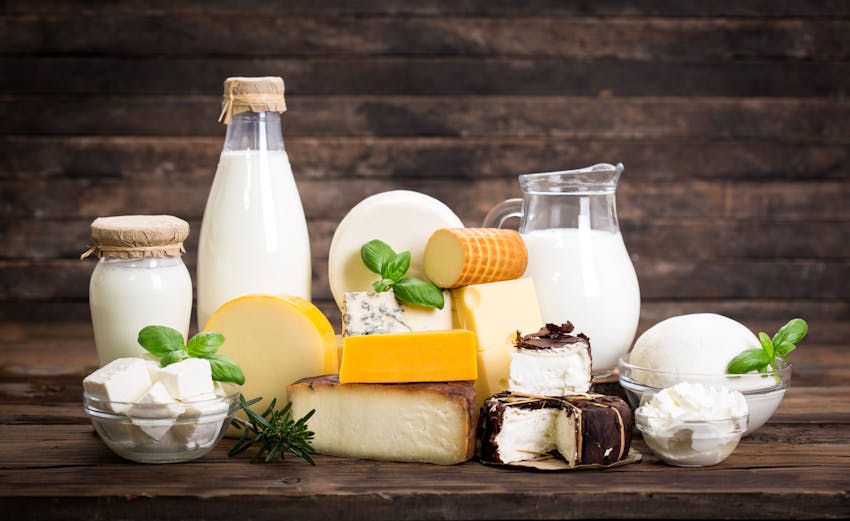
[726,318,807,374]
[360,239,445,309]
[138,325,245,385]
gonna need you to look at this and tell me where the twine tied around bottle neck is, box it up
[217,77,287,125]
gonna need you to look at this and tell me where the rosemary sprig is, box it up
[228,395,317,465]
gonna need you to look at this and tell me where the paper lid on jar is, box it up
[218,76,287,125]
[81,215,189,260]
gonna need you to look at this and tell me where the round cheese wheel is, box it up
[328,190,464,310]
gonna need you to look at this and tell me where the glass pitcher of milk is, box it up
[484,163,640,376]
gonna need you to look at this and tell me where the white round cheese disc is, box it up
[328,190,464,310]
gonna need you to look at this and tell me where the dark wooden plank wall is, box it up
[1,1,848,343]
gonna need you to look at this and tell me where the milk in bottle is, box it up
[197,77,311,328]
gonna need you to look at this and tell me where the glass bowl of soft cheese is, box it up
[83,357,240,464]
[634,382,749,467]
[618,313,791,436]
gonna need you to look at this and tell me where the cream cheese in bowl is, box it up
[635,382,748,467]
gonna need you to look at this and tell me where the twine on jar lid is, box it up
[218,76,287,125]
[80,215,190,260]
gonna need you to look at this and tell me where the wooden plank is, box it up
[4,217,849,264]
[4,176,850,224]
[3,96,849,141]
[2,58,849,98]
[3,0,849,18]
[3,136,849,182]
[3,16,848,61]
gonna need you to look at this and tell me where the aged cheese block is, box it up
[451,278,543,406]
[328,190,464,310]
[339,330,477,383]
[288,375,477,465]
[203,295,337,420]
[341,290,453,336]
[479,392,632,467]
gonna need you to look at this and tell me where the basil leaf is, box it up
[758,331,774,360]
[160,349,189,367]
[774,341,797,357]
[360,240,397,275]
[383,251,411,282]
[393,277,444,309]
[205,353,246,385]
[774,318,808,346]
[138,325,184,357]
[726,348,771,374]
[373,278,395,292]
[187,331,225,357]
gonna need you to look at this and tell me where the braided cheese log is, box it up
[424,228,528,288]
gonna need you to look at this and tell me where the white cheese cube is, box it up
[157,358,214,400]
[83,358,153,410]
[129,382,185,418]
[509,343,592,396]
[143,359,163,382]
[171,393,229,449]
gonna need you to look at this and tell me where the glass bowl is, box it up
[635,409,748,467]
[83,383,240,463]
[618,354,790,436]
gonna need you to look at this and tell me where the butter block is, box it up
[157,358,214,400]
[288,375,477,465]
[83,358,153,410]
[451,278,543,406]
[340,330,477,384]
[342,290,453,336]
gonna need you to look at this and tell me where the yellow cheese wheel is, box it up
[204,295,337,422]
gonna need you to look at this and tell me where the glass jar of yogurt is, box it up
[83,215,193,366]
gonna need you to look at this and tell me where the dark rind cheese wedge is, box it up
[288,375,477,465]
[478,392,632,467]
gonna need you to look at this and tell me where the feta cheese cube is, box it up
[157,358,214,400]
[171,393,229,449]
[83,358,152,407]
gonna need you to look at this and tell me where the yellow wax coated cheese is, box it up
[204,295,337,428]
[340,330,477,384]
[451,278,543,406]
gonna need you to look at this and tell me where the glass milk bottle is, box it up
[197,76,311,328]
[484,163,640,375]
[83,215,193,366]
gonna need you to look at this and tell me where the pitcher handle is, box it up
[483,198,523,229]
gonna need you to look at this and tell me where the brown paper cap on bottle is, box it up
[218,76,287,124]
[82,215,189,260]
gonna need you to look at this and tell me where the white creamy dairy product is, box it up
[157,358,215,400]
[636,382,748,467]
[197,150,311,328]
[493,406,561,463]
[509,343,591,396]
[83,358,153,410]
[171,393,230,449]
[90,257,192,365]
[630,313,762,384]
[521,228,640,374]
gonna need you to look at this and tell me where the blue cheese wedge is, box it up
[342,290,452,336]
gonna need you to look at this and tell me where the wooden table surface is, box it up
[1,322,848,520]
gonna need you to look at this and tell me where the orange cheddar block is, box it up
[340,330,477,384]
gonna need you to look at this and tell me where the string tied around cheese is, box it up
[217,77,287,125]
